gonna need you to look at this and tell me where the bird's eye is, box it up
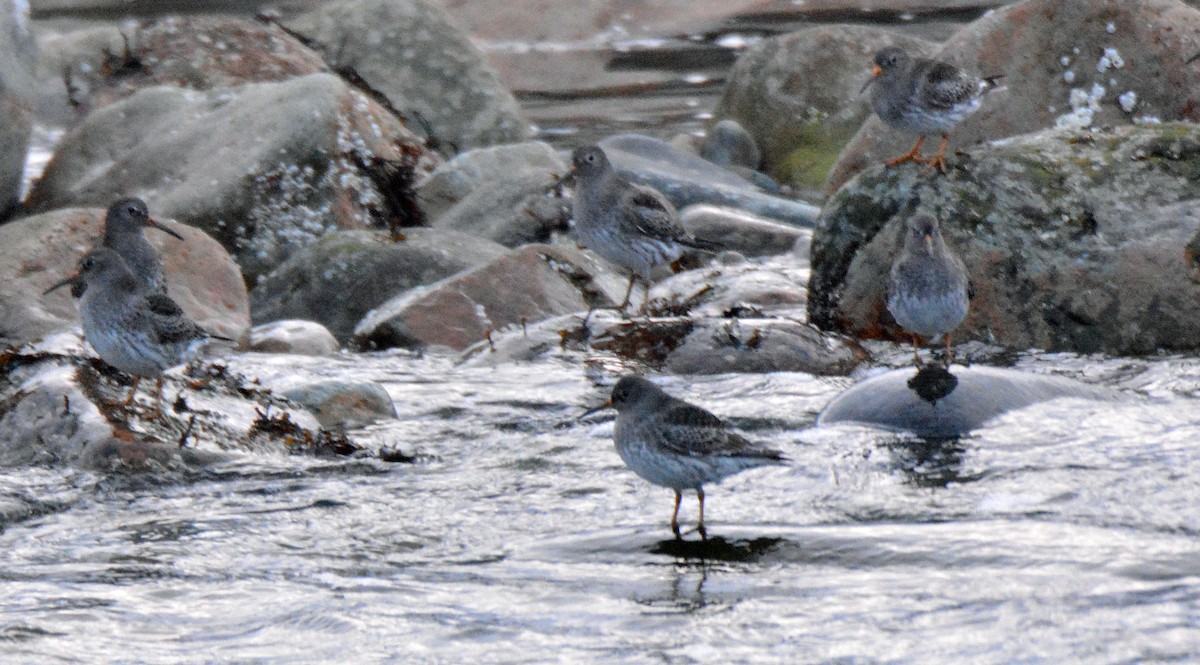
[586,154,596,163]
[127,205,139,216]
[82,258,93,270]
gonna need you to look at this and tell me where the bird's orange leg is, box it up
[922,133,951,174]
[618,275,637,312]
[696,488,707,541]
[944,334,955,368]
[911,334,924,367]
[887,136,928,167]
[670,490,683,540]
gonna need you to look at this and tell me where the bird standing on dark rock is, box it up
[588,376,786,540]
[887,214,970,367]
[567,145,717,314]
[862,46,1001,173]
[46,248,215,412]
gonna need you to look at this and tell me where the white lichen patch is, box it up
[1118,91,1137,113]
[1055,83,1106,131]
[1097,47,1124,73]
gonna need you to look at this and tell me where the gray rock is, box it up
[250,229,510,343]
[700,119,761,170]
[281,380,396,429]
[26,73,441,282]
[827,0,1200,194]
[818,364,1113,438]
[0,0,37,219]
[713,25,936,202]
[809,122,1200,355]
[6,207,250,344]
[420,142,571,247]
[664,318,864,375]
[680,205,809,257]
[354,243,628,351]
[285,0,529,152]
[648,256,809,319]
[249,320,340,355]
[597,134,821,227]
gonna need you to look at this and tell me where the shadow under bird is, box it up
[586,376,787,540]
[566,145,718,314]
[862,46,1002,173]
[887,214,970,367]
[46,248,222,411]
[70,197,184,298]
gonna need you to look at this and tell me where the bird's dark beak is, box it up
[1187,51,1200,65]
[860,65,882,93]
[580,398,613,419]
[146,215,185,241]
[44,273,83,296]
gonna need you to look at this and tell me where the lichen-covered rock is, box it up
[249,229,510,342]
[714,26,935,201]
[285,0,529,152]
[419,142,571,247]
[354,244,628,351]
[809,122,1200,355]
[4,207,250,344]
[0,0,37,219]
[26,73,440,282]
[249,320,340,355]
[827,0,1200,194]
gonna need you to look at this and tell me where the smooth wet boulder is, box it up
[700,119,762,171]
[3,207,250,344]
[826,0,1200,194]
[249,320,340,355]
[664,318,864,375]
[48,16,328,120]
[597,134,821,227]
[281,380,397,429]
[817,364,1113,438]
[249,229,509,343]
[26,73,441,282]
[419,142,571,247]
[285,0,529,152]
[354,244,628,351]
[680,205,809,257]
[648,255,809,319]
[0,0,36,219]
[810,123,1200,355]
[714,25,936,201]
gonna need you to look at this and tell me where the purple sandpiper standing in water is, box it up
[589,376,786,540]
[69,197,184,298]
[862,46,1001,173]
[47,248,215,411]
[567,145,716,315]
[887,214,970,367]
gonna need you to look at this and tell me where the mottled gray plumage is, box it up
[864,46,999,171]
[887,215,970,366]
[50,248,209,408]
[603,376,785,539]
[570,146,716,310]
[70,197,184,298]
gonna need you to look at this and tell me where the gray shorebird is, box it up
[862,46,1001,173]
[568,145,717,314]
[47,248,215,411]
[887,214,970,366]
[588,376,786,539]
[70,197,184,298]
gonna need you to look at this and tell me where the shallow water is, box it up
[7,2,1200,663]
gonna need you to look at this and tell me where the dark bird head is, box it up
[44,247,133,296]
[862,46,909,92]
[904,214,943,254]
[580,375,663,418]
[105,197,184,241]
[569,145,613,182]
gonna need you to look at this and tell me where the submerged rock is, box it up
[26,73,441,282]
[285,0,529,152]
[249,229,509,343]
[810,123,1200,355]
[827,0,1200,194]
[817,364,1113,438]
[597,134,821,227]
[0,0,36,219]
[281,380,396,429]
[714,25,935,201]
[5,207,249,344]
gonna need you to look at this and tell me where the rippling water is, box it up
[7,2,1200,663]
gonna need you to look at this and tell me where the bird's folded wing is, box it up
[916,60,978,109]
[143,293,207,345]
[621,186,689,242]
[656,402,759,457]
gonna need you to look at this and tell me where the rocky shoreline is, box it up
[1,0,1195,464]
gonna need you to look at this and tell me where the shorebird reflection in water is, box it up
[862,46,1002,173]
[587,376,786,540]
[46,248,219,412]
[887,214,970,367]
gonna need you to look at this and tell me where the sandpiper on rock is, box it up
[862,46,1001,173]
[47,248,216,411]
[887,214,970,366]
[567,145,716,313]
[589,376,786,539]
